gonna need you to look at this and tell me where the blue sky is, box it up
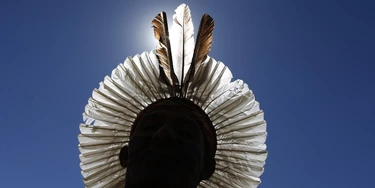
[1,0,374,187]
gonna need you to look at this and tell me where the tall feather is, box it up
[170,4,195,86]
[152,12,179,93]
[183,14,214,94]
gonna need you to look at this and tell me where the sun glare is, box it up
[133,4,181,52]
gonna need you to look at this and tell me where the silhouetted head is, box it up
[119,98,216,188]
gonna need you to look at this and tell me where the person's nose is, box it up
[152,125,177,141]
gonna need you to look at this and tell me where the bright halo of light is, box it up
[137,12,158,52]
[133,3,181,52]
[126,2,206,55]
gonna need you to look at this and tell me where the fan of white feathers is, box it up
[78,3,267,188]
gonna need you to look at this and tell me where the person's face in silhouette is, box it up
[125,107,206,187]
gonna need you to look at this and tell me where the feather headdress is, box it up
[78,4,267,188]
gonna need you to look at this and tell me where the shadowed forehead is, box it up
[139,107,200,123]
[129,98,217,157]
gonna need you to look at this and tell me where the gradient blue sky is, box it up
[1,0,374,187]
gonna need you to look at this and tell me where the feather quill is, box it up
[170,4,195,86]
[152,12,179,93]
[183,14,214,94]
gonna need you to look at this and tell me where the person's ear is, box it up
[201,156,216,180]
[119,145,128,168]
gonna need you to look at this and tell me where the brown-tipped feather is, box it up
[152,12,179,90]
[183,14,214,94]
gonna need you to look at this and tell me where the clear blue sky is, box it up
[1,0,374,187]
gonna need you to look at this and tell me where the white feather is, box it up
[170,3,195,84]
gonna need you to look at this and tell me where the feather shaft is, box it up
[152,12,179,95]
[170,4,195,87]
[183,14,214,95]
